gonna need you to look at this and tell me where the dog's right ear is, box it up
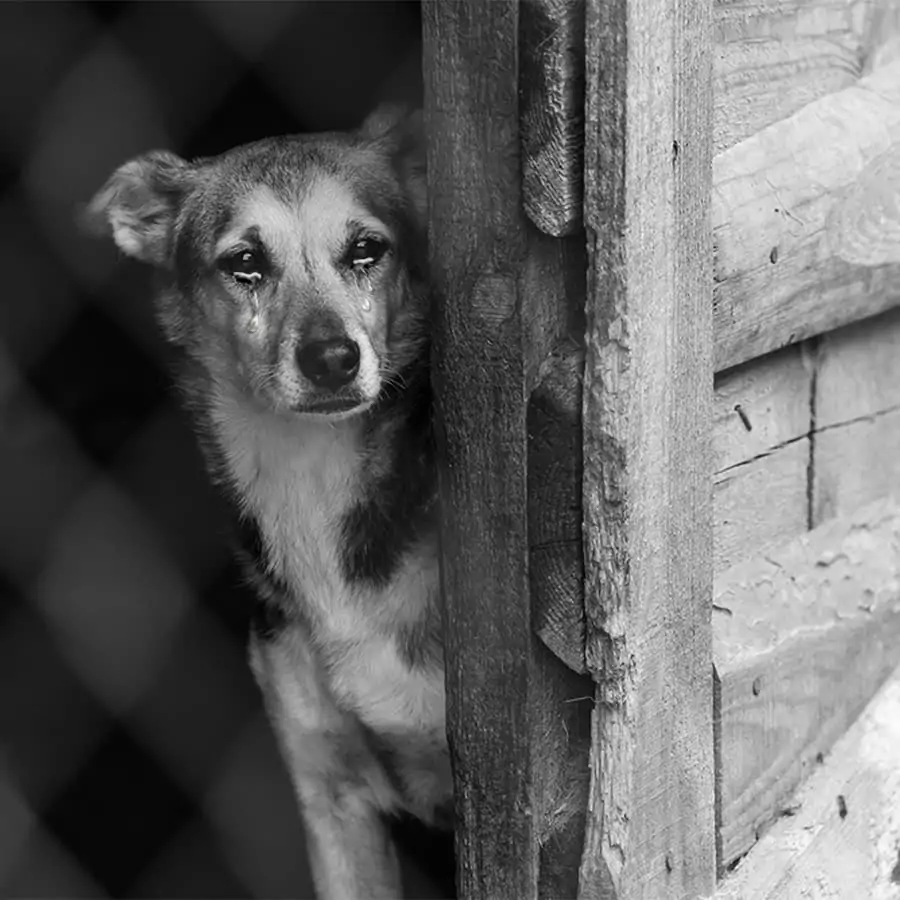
[361,105,426,229]
[84,151,192,267]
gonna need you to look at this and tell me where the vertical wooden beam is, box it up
[579,0,716,896]
[422,4,538,899]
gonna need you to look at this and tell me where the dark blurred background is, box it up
[0,2,429,897]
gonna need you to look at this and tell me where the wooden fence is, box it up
[422,0,900,897]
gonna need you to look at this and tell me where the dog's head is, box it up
[87,106,427,418]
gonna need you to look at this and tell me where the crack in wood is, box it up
[715,400,900,478]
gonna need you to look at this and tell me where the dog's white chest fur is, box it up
[212,393,445,739]
[215,394,357,614]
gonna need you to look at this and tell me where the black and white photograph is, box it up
[2,2,899,899]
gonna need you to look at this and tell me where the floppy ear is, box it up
[84,150,191,267]
[361,104,426,225]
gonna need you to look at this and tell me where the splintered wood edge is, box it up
[710,663,900,899]
[579,0,715,893]
[713,496,900,868]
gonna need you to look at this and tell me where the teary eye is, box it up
[218,247,268,285]
[346,236,389,270]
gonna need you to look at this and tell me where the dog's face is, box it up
[88,108,428,418]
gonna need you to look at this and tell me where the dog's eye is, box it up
[219,248,267,285]
[346,236,388,270]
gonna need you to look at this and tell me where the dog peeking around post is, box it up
[87,107,455,900]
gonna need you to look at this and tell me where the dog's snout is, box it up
[296,337,360,389]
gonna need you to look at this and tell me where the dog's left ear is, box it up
[361,104,426,225]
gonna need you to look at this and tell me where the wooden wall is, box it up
[712,307,900,869]
[423,0,900,896]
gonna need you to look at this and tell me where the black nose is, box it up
[296,337,360,389]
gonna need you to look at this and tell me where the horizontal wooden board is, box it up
[713,497,900,869]
[712,0,864,153]
[713,346,812,572]
[714,439,809,574]
[813,307,900,524]
[712,61,900,372]
[712,663,900,899]
[816,306,900,428]
[713,345,812,472]
[814,410,900,523]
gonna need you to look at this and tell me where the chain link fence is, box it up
[0,3,434,896]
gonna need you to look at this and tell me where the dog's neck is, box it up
[193,357,436,629]
[207,385,370,529]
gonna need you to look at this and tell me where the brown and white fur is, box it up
[88,107,451,899]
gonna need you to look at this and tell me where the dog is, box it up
[87,106,453,900]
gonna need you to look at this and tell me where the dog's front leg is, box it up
[250,633,404,900]
[295,782,402,900]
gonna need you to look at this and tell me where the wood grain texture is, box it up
[713,345,813,473]
[712,0,864,153]
[712,661,900,899]
[578,0,716,895]
[813,306,900,524]
[713,347,813,572]
[714,439,810,573]
[815,306,900,428]
[713,497,900,870]
[520,0,585,237]
[712,61,900,371]
[814,408,900,521]
[524,241,594,898]
[529,341,587,674]
[422,4,537,898]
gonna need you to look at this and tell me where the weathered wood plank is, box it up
[712,661,900,899]
[713,497,900,870]
[529,340,587,674]
[813,306,900,524]
[713,346,813,572]
[578,0,715,895]
[422,4,538,898]
[713,345,812,474]
[814,411,900,522]
[712,0,864,153]
[520,0,585,237]
[712,61,900,371]
[815,306,900,428]
[714,440,810,573]
[524,237,594,899]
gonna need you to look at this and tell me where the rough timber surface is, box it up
[813,306,900,525]
[712,663,900,900]
[520,0,585,237]
[713,497,900,870]
[424,4,595,899]
[712,61,900,371]
[423,4,536,898]
[711,0,866,153]
[713,346,813,573]
[525,244,593,900]
[578,0,715,895]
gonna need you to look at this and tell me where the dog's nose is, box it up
[296,337,360,389]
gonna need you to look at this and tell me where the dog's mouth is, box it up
[292,396,373,418]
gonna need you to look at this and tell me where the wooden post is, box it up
[578,0,717,897]
[423,3,539,898]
